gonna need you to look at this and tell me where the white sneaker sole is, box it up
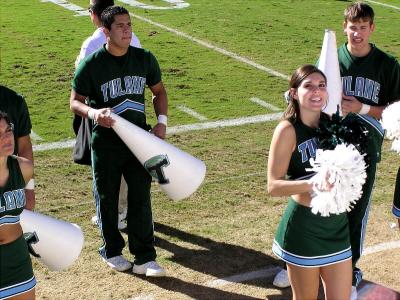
[102,258,132,272]
[132,267,166,277]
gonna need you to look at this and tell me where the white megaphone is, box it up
[111,113,206,201]
[318,29,342,115]
[20,209,84,271]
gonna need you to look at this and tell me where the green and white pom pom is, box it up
[381,101,400,153]
[307,144,367,217]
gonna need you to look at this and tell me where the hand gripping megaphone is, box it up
[318,29,343,115]
[110,113,206,201]
[20,209,84,271]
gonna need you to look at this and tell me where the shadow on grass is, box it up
[135,222,290,299]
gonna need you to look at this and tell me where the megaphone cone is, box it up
[318,29,342,115]
[20,209,84,271]
[111,113,206,201]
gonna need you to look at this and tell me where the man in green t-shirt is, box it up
[0,85,35,211]
[70,6,168,276]
[339,2,400,297]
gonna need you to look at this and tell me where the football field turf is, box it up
[1,0,400,299]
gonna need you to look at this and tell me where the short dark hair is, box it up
[0,111,13,128]
[101,6,129,30]
[89,0,114,17]
[344,2,374,24]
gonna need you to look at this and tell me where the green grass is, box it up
[3,0,398,142]
[1,0,400,298]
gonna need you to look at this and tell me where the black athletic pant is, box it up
[348,160,377,286]
[92,143,156,265]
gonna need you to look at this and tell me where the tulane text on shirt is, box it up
[298,138,317,163]
[101,76,146,102]
[0,189,26,213]
[342,76,380,104]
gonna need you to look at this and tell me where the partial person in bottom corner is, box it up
[267,65,352,300]
[0,111,36,299]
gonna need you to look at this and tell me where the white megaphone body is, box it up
[318,29,343,115]
[20,209,84,271]
[111,113,206,201]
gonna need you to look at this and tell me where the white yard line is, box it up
[250,97,281,111]
[177,105,208,121]
[205,240,400,287]
[364,0,400,10]
[362,240,400,255]
[33,139,75,152]
[33,113,282,152]
[168,113,282,134]
[206,266,280,287]
[41,0,89,16]
[128,12,289,80]
[30,130,44,142]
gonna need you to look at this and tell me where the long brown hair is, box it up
[282,64,327,122]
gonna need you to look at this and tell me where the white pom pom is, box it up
[381,101,400,153]
[307,144,367,217]
[391,138,400,153]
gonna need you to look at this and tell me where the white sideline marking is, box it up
[177,105,208,121]
[250,97,281,111]
[365,0,400,10]
[33,113,282,152]
[362,240,400,256]
[206,266,280,287]
[30,130,44,142]
[129,12,289,80]
[33,139,75,152]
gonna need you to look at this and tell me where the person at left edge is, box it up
[0,86,35,211]
[70,6,168,276]
[0,111,36,299]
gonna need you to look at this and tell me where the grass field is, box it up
[1,0,400,299]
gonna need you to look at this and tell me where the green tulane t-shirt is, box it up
[72,45,161,145]
[338,43,400,161]
[338,43,400,107]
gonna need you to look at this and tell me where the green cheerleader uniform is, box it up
[0,156,36,299]
[272,118,352,267]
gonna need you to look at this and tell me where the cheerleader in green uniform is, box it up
[0,111,35,300]
[268,65,352,300]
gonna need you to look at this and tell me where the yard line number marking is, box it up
[40,0,289,79]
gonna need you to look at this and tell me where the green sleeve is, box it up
[146,51,162,87]
[72,58,92,97]
[16,95,32,137]
[388,58,400,103]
